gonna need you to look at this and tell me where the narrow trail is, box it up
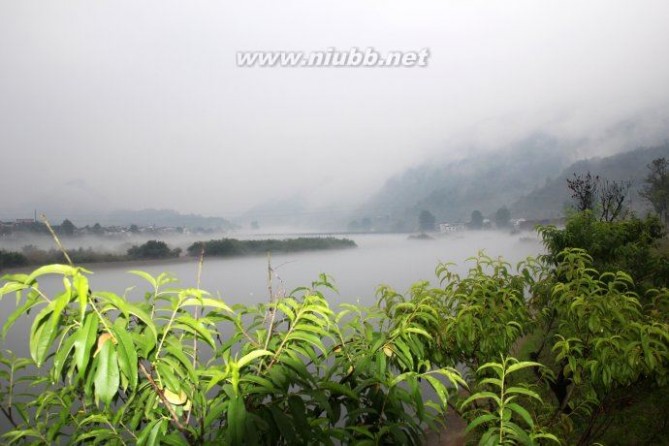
[425,409,468,446]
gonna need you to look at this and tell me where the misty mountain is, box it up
[236,196,309,230]
[512,142,669,219]
[101,209,237,230]
[356,134,576,229]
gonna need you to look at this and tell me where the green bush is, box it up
[127,240,180,260]
[0,267,462,445]
[187,237,356,257]
[0,250,28,270]
[539,211,668,290]
[2,247,669,444]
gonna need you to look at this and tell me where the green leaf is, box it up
[95,291,129,317]
[2,292,41,339]
[128,270,158,289]
[0,281,28,298]
[136,418,162,446]
[74,312,99,381]
[181,297,233,314]
[52,333,77,381]
[73,429,119,444]
[505,420,533,445]
[320,381,360,401]
[465,413,497,433]
[506,360,542,375]
[505,386,542,402]
[111,323,138,391]
[93,338,120,408]
[174,315,216,348]
[237,349,272,369]
[73,273,89,319]
[126,303,158,345]
[26,264,79,283]
[157,361,182,393]
[30,290,70,367]
[461,391,502,410]
[227,394,247,444]
[165,344,197,382]
[506,402,534,428]
[423,374,448,407]
[161,433,190,446]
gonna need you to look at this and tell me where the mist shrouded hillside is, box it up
[512,142,669,219]
[356,138,669,230]
[357,134,574,229]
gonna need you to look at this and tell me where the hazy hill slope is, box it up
[512,142,669,219]
[360,134,574,227]
[102,209,237,230]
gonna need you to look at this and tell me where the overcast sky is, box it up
[2,0,669,220]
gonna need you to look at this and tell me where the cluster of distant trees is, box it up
[187,237,356,257]
[127,240,181,260]
[413,157,668,234]
[0,240,180,271]
[0,237,358,271]
[566,157,668,225]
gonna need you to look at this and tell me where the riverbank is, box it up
[1,236,358,275]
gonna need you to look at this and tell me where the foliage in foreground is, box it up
[1,239,669,444]
[0,265,462,445]
[539,211,668,291]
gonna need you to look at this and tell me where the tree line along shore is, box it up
[0,236,357,271]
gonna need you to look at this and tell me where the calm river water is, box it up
[2,232,544,326]
[0,231,543,433]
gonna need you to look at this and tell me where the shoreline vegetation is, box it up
[0,236,357,272]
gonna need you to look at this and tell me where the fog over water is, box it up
[0,231,543,433]
[1,232,543,343]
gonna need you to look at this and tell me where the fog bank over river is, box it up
[0,231,544,404]
[18,232,544,307]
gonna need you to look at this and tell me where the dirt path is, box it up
[425,409,468,446]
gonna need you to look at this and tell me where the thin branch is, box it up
[41,214,73,266]
[0,406,18,429]
[139,362,189,435]
[187,247,205,425]
[264,252,278,351]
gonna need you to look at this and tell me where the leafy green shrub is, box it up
[127,240,180,260]
[0,265,461,445]
[186,237,356,257]
[2,246,669,445]
[539,211,667,290]
[0,250,28,270]
[461,357,559,445]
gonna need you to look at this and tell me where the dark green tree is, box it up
[494,206,511,228]
[92,223,103,235]
[59,219,76,236]
[640,157,669,225]
[127,240,178,259]
[469,210,483,230]
[418,210,436,232]
[538,211,667,291]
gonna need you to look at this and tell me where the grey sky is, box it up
[1,0,669,220]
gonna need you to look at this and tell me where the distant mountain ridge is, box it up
[512,142,669,219]
[102,209,237,230]
[358,133,575,228]
[357,136,669,230]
